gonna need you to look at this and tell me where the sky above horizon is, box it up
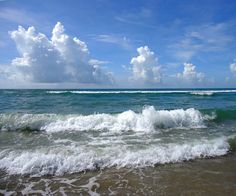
[0,0,236,88]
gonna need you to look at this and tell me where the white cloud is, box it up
[230,61,236,74]
[94,34,132,50]
[177,63,205,82]
[130,46,161,84]
[6,22,113,84]
[170,23,234,61]
[115,8,157,29]
[88,59,109,66]
[0,8,36,25]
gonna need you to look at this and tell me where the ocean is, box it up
[0,89,236,195]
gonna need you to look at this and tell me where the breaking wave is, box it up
[0,107,208,133]
[46,90,236,95]
[190,91,214,96]
[0,137,230,175]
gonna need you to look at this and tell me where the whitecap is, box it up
[0,137,229,175]
[0,107,209,133]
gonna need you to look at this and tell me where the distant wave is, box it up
[190,91,214,96]
[0,137,230,175]
[46,90,236,95]
[0,107,209,133]
[46,90,188,94]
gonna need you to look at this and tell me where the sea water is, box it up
[0,89,236,195]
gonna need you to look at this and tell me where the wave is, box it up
[46,90,236,95]
[46,90,190,95]
[0,137,231,175]
[0,107,207,133]
[211,109,236,122]
[190,91,214,96]
[47,90,188,94]
[190,90,236,96]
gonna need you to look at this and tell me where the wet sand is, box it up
[0,153,236,195]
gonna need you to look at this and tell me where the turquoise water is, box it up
[1,89,236,114]
[0,89,236,176]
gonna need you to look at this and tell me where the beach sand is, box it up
[1,153,235,195]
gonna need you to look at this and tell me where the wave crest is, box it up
[0,107,207,133]
[46,90,236,95]
[190,91,214,96]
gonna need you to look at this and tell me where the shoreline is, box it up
[1,153,236,195]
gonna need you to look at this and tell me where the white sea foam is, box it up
[190,91,214,96]
[46,90,236,95]
[0,107,207,133]
[46,90,187,94]
[0,138,229,175]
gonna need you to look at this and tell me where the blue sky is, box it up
[0,0,236,88]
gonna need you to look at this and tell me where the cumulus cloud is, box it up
[7,22,113,84]
[230,61,236,74]
[177,63,205,82]
[130,46,161,83]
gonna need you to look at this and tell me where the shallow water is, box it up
[1,154,236,195]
